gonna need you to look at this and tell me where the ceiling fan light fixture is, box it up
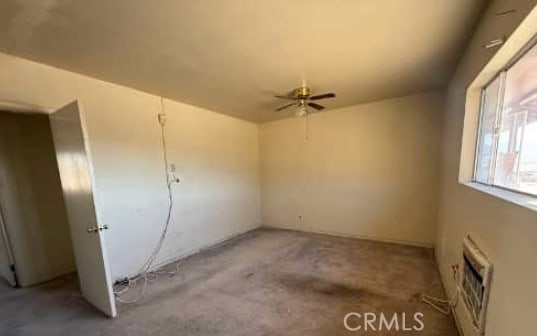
[295,103,307,117]
[274,86,336,117]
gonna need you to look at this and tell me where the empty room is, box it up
[1,1,536,335]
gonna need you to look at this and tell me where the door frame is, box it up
[0,100,117,316]
[0,203,18,287]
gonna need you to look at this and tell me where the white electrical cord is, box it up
[420,270,460,315]
[114,262,181,304]
[421,291,459,315]
[114,97,179,304]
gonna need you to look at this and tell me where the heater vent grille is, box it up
[460,236,492,335]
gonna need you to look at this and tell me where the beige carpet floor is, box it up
[0,228,458,335]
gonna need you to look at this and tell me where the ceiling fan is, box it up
[275,86,336,116]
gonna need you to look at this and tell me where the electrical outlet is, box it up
[167,163,180,183]
[451,263,459,279]
[168,171,180,183]
[158,113,167,126]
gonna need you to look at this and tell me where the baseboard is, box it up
[116,225,260,282]
[262,225,434,249]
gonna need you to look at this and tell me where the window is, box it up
[475,42,537,196]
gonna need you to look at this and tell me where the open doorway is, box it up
[0,104,117,317]
[0,110,76,288]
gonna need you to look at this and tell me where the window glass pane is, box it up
[475,77,500,183]
[494,43,537,195]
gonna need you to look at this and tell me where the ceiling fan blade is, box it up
[307,102,325,110]
[309,93,336,100]
[275,95,296,100]
[275,102,297,111]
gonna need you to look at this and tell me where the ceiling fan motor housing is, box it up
[294,86,311,99]
[274,86,335,113]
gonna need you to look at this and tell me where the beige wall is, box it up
[0,52,261,281]
[3,6,536,332]
[0,112,75,286]
[437,1,537,335]
[260,92,444,246]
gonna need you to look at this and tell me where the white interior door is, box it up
[49,101,117,317]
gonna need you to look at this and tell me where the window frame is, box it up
[459,13,537,212]
[472,39,537,198]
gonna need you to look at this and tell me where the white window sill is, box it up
[462,182,537,212]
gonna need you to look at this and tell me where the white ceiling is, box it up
[0,0,485,123]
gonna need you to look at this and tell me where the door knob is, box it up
[87,224,109,233]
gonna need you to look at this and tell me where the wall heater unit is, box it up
[460,236,493,335]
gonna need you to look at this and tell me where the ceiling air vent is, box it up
[460,236,493,335]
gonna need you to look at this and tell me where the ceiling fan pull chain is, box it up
[306,113,310,140]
